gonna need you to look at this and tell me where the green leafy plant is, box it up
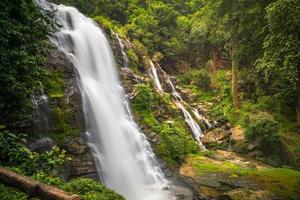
[62,178,124,200]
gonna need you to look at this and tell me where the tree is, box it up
[95,0,129,24]
[257,0,300,125]
[195,0,273,108]
[0,0,55,128]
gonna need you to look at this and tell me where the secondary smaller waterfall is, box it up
[149,60,163,92]
[148,62,206,149]
[192,108,212,129]
[31,82,49,137]
[114,32,129,68]
[175,102,206,150]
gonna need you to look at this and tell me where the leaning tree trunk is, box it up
[0,167,82,200]
[231,45,239,108]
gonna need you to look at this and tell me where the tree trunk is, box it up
[0,167,82,200]
[296,68,300,126]
[231,45,239,108]
[211,47,219,74]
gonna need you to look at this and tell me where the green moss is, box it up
[50,107,81,143]
[188,155,300,198]
[43,70,65,98]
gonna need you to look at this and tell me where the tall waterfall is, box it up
[50,4,181,200]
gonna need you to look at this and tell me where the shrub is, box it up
[62,178,124,200]
[0,183,26,200]
[127,48,140,74]
[132,84,155,112]
[0,131,66,175]
[178,69,211,91]
[243,112,280,154]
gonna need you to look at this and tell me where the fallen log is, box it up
[0,167,82,200]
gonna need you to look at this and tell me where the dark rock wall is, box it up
[39,48,98,181]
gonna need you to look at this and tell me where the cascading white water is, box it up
[149,62,206,149]
[175,102,206,150]
[114,32,129,68]
[48,4,185,200]
[149,61,163,92]
[192,108,212,129]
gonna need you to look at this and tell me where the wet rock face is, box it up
[29,137,54,153]
[63,138,98,181]
[43,48,97,180]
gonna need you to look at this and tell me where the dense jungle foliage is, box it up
[50,0,300,165]
[0,0,299,199]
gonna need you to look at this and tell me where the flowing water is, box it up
[149,62,206,149]
[42,2,193,200]
[114,32,129,68]
[149,60,163,92]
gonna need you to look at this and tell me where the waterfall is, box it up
[149,62,206,149]
[47,3,191,200]
[149,61,163,92]
[31,82,49,137]
[192,108,212,129]
[114,32,129,68]
[175,102,206,150]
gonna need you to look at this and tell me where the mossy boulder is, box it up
[180,150,300,199]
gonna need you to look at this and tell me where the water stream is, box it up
[113,32,129,68]
[149,62,207,150]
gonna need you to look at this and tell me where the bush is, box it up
[62,178,124,200]
[159,123,198,161]
[178,69,211,91]
[0,183,26,200]
[243,112,280,154]
[0,131,66,175]
[132,84,155,112]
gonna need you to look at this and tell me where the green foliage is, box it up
[43,71,65,98]
[126,48,141,74]
[32,171,64,187]
[50,105,81,142]
[178,69,211,91]
[62,178,124,200]
[0,131,66,175]
[159,122,199,161]
[95,0,129,24]
[0,183,26,200]
[131,84,199,165]
[50,0,98,15]
[0,0,55,127]
[256,0,300,115]
[132,84,155,112]
[243,112,280,154]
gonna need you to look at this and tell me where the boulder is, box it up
[226,188,274,200]
[202,128,229,145]
[29,137,54,153]
[230,126,245,142]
